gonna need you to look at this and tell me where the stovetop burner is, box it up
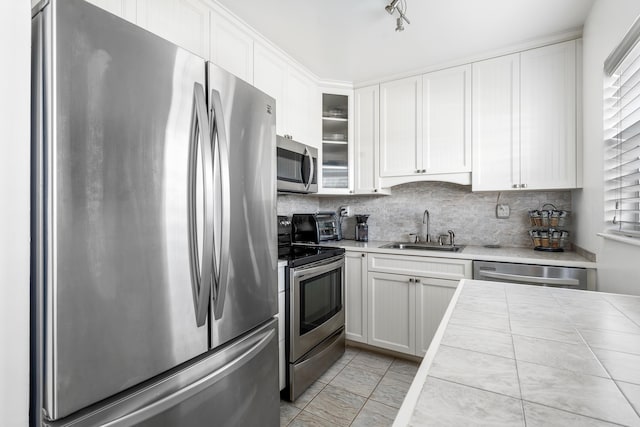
[278,245,345,268]
[278,215,344,267]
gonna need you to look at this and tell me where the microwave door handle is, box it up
[209,88,231,320]
[477,270,580,287]
[303,147,314,191]
[188,82,214,327]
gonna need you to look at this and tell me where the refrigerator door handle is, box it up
[209,88,231,320]
[188,82,214,327]
[303,147,314,191]
[100,327,276,427]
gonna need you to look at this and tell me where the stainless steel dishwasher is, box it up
[473,260,588,290]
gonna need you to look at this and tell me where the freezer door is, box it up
[43,320,280,427]
[34,0,212,419]
[207,63,278,349]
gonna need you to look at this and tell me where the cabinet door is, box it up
[367,272,415,355]
[86,0,136,22]
[136,0,210,58]
[354,85,379,194]
[380,76,422,177]
[287,67,319,147]
[472,54,520,191]
[423,65,471,174]
[416,277,457,357]
[210,9,254,83]
[253,44,287,136]
[520,40,577,190]
[345,252,368,343]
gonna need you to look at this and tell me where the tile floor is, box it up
[280,346,420,427]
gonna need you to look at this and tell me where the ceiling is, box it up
[215,0,596,83]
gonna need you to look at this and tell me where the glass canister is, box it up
[355,214,370,242]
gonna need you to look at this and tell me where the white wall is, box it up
[572,0,640,295]
[0,1,31,425]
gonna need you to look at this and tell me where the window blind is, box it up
[605,17,640,237]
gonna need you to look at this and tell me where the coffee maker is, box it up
[355,215,370,242]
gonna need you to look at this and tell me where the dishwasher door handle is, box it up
[477,270,580,287]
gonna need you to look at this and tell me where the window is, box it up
[604,17,640,238]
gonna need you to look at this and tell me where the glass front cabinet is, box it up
[320,91,352,194]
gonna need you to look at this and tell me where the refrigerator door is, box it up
[34,0,211,419]
[207,64,278,349]
[43,319,280,427]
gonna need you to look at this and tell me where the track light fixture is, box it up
[385,0,400,14]
[385,0,410,32]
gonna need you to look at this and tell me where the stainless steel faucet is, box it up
[422,209,430,243]
[448,230,455,246]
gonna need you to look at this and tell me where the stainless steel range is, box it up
[278,216,345,401]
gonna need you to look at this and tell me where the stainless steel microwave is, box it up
[276,136,318,194]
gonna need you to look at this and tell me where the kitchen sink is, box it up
[380,242,465,252]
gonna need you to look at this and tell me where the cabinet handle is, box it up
[421,169,426,173]
[415,279,421,283]
[415,169,420,174]
[512,184,519,189]
[373,189,378,192]
[521,183,527,189]
[361,253,365,258]
[409,278,414,283]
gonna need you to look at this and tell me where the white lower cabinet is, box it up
[345,252,471,357]
[367,272,416,354]
[345,251,368,343]
[416,277,458,357]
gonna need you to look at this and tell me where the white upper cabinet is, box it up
[210,9,254,83]
[472,53,521,191]
[136,0,210,58]
[378,69,471,186]
[353,85,389,195]
[286,67,319,147]
[422,65,471,174]
[254,43,319,147]
[520,40,577,190]
[472,40,578,191]
[253,43,288,136]
[379,76,422,177]
[86,0,137,22]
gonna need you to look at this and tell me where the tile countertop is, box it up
[394,279,640,427]
[316,240,596,268]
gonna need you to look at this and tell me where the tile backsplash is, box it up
[278,182,572,248]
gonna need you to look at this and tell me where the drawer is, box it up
[368,253,471,280]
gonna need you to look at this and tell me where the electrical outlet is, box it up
[496,204,510,219]
[339,206,351,217]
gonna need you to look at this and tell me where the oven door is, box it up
[290,256,344,361]
[277,136,318,193]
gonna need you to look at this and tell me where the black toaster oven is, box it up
[291,213,341,243]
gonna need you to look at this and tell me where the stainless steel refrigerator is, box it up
[31,0,278,425]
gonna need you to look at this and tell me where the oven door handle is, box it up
[293,257,344,280]
[477,269,580,287]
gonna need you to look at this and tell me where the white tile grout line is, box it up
[286,348,403,426]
